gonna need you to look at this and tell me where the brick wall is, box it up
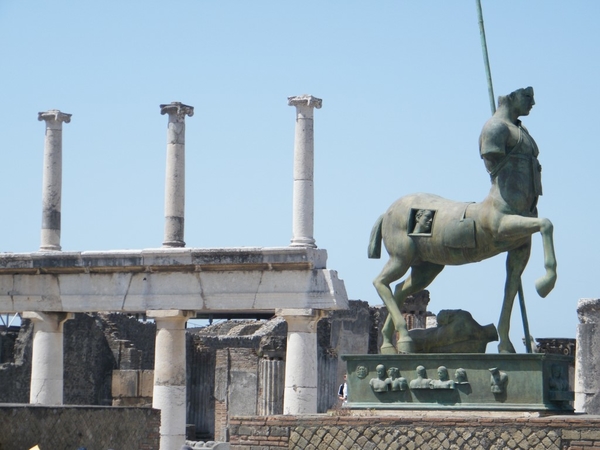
[229,414,600,450]
[0,405,160,450]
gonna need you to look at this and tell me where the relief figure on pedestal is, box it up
[409,365,432,389]
[490,367,508,394]
[430,366,455,389]
[356,365,368,380]
[548,364,568,392]
[454,368,469,384]
[386,367,408,391]
[370,364,389,393]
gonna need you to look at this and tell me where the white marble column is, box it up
[277,308,325,414]
[38,110,71,251]
[23,311,73,405]
[147,310,191,450]
[288,95,322,248]
[160,102,194,248]
[575,298,600,413]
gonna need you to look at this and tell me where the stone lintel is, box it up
[160,102,194,118]
[0,247,329,274]
[0,254,347,314]
[38,110,72,124]
[288,95,322,109]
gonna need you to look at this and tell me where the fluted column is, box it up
[288,95,322,248]
[258,358,285,415]
[147,310,191,450]
[23,312,73,404]
[38,110,71,251]
[278,308,325,414]
[160,102,194,248]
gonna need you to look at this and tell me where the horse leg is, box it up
[385,262,444,353]
[373,256,411,354]
[498,215,557,298]
[498,241,531,353]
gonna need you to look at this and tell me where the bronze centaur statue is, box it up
[369,87,556,354]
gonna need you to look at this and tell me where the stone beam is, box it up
[0,248,347,314]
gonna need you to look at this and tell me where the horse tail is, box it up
[368,214,384,259]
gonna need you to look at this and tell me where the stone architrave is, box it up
[38,110,71,252]
[277,308,326,414]
[160,102,194,248]
[23,311,73,405]
[147,309,192,450]
[288,95,322,248]
[575,298,600,413]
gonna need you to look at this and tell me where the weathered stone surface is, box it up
[229,413,600,450]
[0,404,160,450]
[575,298,600,413]
[0,248,346,313]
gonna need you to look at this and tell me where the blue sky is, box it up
[0,1,598,351]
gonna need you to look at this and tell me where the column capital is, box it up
[276,308,327,333]
[146,309,193,319]
[160,102,194,120]
[147,310,193,329]
[38,110,72,124]
[288,95,322,109]
[23,311,73,331]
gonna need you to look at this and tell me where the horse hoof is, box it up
[396,337,415,354]
[498,342,516,354]
[535,273,556,298]
[380,344,397,355]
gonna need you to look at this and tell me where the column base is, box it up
[162,240,186,248]
[290,238,317,248]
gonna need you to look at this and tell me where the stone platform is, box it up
[342,353,573,411]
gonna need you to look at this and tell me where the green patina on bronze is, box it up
[341,353,573,411]
[368,87,557,355]
[408,309,498,353]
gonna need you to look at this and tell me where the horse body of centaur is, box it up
[368,87,557,354]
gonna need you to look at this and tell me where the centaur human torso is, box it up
[369,87,556,354]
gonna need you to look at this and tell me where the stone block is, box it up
[140,370,154,397]
[112,370,138,397]
[581,430,600,440]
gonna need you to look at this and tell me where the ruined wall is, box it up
[0,326,19,363]
[64,313,117,405]
[229,414,600,450]
[0,313,156,405]
[96,312,156,370]
[190,319,287,441]
[0,405,160,450]
[0,320,32,403]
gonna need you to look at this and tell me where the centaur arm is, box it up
[479,120,510,174]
